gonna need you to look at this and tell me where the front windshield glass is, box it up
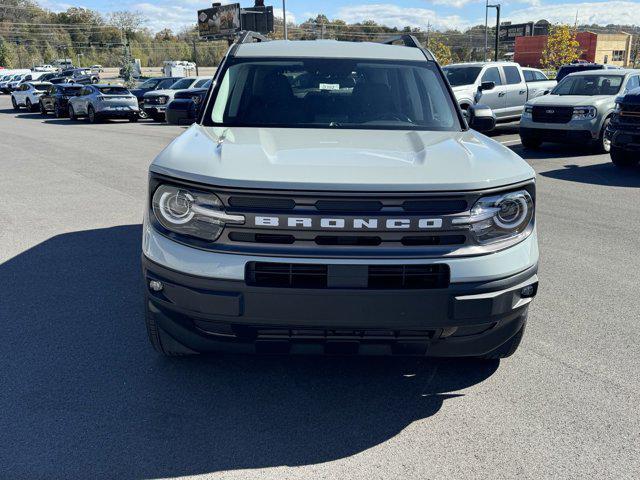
[208,58,459,131]
[552,74,623,96]
[442,66,483,87]
[170,78,195,90]
[138,79,159,89]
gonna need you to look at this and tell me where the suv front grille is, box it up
[245,262,450,289]
[532,106,573,124]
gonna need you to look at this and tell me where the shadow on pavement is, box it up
[511,144,596,160]
[540,162,640,188]
[0,225,498,479]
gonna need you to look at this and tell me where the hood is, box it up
[150,126,534,192]
[145,89,175,97]
[529,94,616,107]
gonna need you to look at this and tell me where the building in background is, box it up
[514,31,633,68]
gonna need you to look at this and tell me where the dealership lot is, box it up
[0,96,639,479]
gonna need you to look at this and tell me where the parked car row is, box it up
[0,67,101,94]
[9,75,213,126]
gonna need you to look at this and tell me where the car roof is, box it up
[444,61,520,68]
[235,39,426,61]
[565,69,635,77]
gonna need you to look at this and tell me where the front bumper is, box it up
[166,100,195,125]
[142,220,538,356]
[607,124,640,150]
[520,116,601,142]
[96,106,139,118]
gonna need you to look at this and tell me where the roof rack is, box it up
[380,34,435,62]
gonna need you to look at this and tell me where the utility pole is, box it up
[192,39,199,75]
[282,0,288,40]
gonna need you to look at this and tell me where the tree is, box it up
[155,28,176,42]
[427,33,454,66]
[0,37,17,67]
[541,24,581,70]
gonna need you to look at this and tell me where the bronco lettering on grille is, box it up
[254,217,444,229]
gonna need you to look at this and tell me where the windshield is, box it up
[193,78,211,88]
[61,86,82,95]
[98,86,130,95]
[208,58,459,131]
[552,74,623,96]
[139,79,160,89]
[170,78,195,90]
[442,66,483,87]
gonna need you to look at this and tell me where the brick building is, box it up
[514,31,633,68]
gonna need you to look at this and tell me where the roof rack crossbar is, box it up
[380,34,435,61]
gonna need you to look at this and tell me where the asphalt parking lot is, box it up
[0,95,639,480]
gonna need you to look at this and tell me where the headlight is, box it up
[152,184,244,241]
[453,189,534,244]
[572,106,597,120]
[522,105,533,118]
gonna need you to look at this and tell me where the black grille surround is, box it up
[148,173,536,259]
[532,106,573,124]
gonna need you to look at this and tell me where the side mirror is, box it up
[479,81,495,92]
[543,89,551,95]
[468,104,496,132]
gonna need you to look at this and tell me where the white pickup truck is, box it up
[443,61,556,128]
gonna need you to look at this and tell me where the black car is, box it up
[607,88,640,168]
[130,77,183,118]
[50,68,99,85]
[556,63,621,82]
[165,81,211,125]
[38,83,83,117]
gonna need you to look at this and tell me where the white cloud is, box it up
[273,8,297,25]
[507,1,640,25]
[338,4,472,31]
[428,0,477,8]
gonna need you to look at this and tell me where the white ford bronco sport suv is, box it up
[142,34,539,358]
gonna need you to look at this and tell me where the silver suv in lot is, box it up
[142,35,539,358]
[68,84,139,122]
[520,69,640,152]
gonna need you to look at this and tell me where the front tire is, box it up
[610,146,639,168]
[521,135,542,149]
[68,104,77,121]
[11,96,19,110]
[593,118,612,154]
[25,98,33,112]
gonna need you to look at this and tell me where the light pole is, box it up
[282,0,287,40]
[486,3,501,62]
[484,0,489,61]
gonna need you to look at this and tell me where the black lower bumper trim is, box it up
[142,256,537,356]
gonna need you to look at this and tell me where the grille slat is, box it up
[246,262,449,289]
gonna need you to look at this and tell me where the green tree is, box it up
[0,37,17,67]
[541,24,581,70]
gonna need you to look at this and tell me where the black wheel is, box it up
[151,113,165,122]
[479,319,527,360]
[11,96,19,110]
[610,146,639,168]
[25,98,33,112]
[68,104,77,120]
[87,105,99,123]
[54,104,65,118]
[144,296,196,357]
[129,115,138,123]
[593,118,612,154]
[91,77,99,84]
[39,101,47,115]
[138,108,148,119]
[520,135,542,149]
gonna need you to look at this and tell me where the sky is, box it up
[38,0,640,32]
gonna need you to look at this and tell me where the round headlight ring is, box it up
[494,192,530,229]
[158,189,194,225]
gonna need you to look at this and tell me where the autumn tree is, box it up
[427,33,455,66]
[541,24,581,70]
[0,37,17,67]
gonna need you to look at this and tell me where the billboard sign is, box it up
[499,22,534,42]
[198,3,241,38]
